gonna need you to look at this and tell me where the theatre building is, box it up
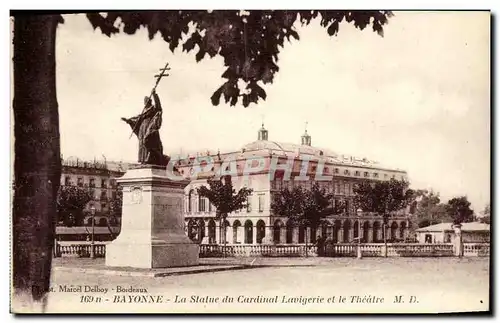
[176,124,411,245]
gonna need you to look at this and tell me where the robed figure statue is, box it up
[121,89,169,166]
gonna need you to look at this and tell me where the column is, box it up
[339,230,344,243]
[215,223,221,244]
[348,228,354,242]
[386,227,391,242]
[237,226,244,244]
[280,227,287,244]
[359,227,364,243]
[367,228,373,243]
[225,225,231,244]
[292,227,299,243]
[262,225,271,244]
[252,226,258,245]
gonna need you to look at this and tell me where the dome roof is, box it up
[241,140,340,158]
[240,140,395,170]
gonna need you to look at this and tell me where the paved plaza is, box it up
[44,257,490,313]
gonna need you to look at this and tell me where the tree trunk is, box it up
[305,230,308,258]
[12,14,62,312]
[223,217,227,258]
[383,224,388,257]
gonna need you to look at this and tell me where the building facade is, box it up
[177,125,412,245]
[416,222,490,244]
[60,158,137,226]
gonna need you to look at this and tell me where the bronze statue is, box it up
[121,89,170,166]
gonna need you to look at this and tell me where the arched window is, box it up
[256,220,266,244]
[244,220,253,244]
[198,195,206,212]
[286,221,294,244]
[233,220,242,244]
[273,220,284,244]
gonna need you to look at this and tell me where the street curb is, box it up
[52,264,255,278]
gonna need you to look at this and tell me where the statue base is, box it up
[105,166,199,268]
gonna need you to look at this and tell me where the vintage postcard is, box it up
[10,10,490,314]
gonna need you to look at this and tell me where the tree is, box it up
[11,10,392,308]
[197,175,253,255]
[446,196,475,225]
[86,10,393,108]
[272,183,333,256]
[56,185,93,226]
[353,179,414,256]
[479,204,490,224]
[410,190,451,227]
[107,187,123,239]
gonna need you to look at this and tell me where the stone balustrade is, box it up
[463,243,490,257]
[54,242,489,259]
[54,243,106,258]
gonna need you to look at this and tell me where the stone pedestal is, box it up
[106,166,199,268]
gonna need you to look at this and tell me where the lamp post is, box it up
[356,208,363,259]
[90,205,96,259]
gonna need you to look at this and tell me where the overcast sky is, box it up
[55,11,490,211]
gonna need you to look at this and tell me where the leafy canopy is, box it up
[353,178,414,223]
[197,175,253,219]
[272,183,333,227]
[410,189,451,227]
[56,185,93,226]
[446,196,474,225]
[85,10,393,107]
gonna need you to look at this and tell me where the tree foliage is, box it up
[479,203,490,224]
[446,196,475,225]
[353,179,414,222]
[272,183,333,227]
[109,187,123,220]
[197,175,253,219]
[85,10,393,107]
[56,185,93,226]
[410,189,451,227]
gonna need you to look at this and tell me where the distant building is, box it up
[416,222,490,243]
[176,124,412,245]
[60,157,138,226]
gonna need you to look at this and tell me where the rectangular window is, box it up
[64,176,71,186]
[77,177,84,187]
[344,183,350,196]
[89,178,95,188]
[355,171,360,176]
[101,179,107,188]
[100,191,107,200]
[374,173,379,178]
[364,172,369,178]
[258,195,264,212]
[334,168,339,174]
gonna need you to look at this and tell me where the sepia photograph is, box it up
[10,8,491,314]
